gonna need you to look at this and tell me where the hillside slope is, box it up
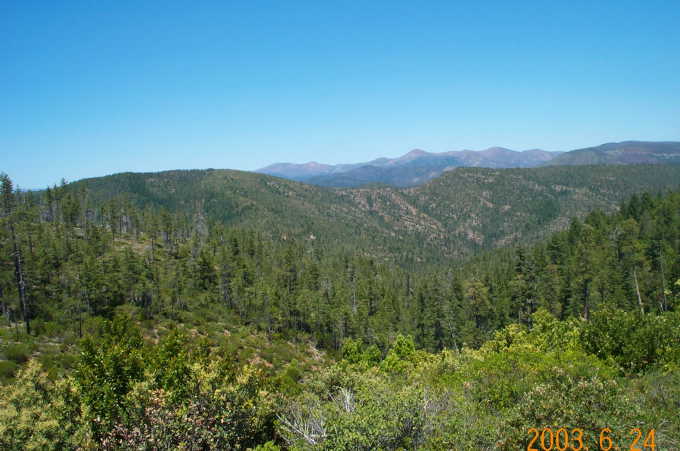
[71,165,680,262]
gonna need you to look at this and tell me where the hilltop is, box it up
[545,141,680,166]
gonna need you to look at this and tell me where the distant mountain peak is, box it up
[303,161,325,168]
[546,141,680,166]
[256,145,563,185]
[403,149,429,157]
[394,149,431,163]
[484,146,514,152]
[256,140,680,188]
[257,161,334,178]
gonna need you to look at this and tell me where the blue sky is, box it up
[2,1,679,188]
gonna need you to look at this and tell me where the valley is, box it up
[71,163,680,264]
[4,2,680,448]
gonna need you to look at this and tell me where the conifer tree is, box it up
[1,174,30,334]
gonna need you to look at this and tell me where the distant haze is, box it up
[256,141,680,188]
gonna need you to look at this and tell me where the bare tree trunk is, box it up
[633,269,644,315]
[583,279,590,321]
[660,260,669,312]
[10,224,30,335]
[0,286,7,323]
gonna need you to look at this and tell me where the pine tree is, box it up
[1,174,30,334]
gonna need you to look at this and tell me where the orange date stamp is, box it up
[527,427,656,451]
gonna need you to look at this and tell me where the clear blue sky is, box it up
[2,0,679,188]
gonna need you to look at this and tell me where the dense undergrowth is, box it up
[1,308,679,449]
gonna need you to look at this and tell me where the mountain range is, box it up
[546,141,680,166]
[257,141,680,187]
[258,147,560,187]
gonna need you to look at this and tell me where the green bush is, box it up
[631,370,680,447]
[148,329,193,403]
[581,309,680,374]
[276,359,304,394]
[74,314,145,439]
[500,373,641,450]
[0,361,81,450]
[253,441,281,451]
[31,320,63,337]
[2,343,32,364]
[0,360,19,382]
[37,350,78,378]
[340,338,381,367]
[279,369,443,450]
[380,334,417,372]
[102,363,277,449]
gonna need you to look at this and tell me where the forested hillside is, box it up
[68,164,680,264]
[2,173,679,350]
[1,171,680,448]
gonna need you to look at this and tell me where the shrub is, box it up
[0,360,19,382]
[3,343,32,364]
[631,370,680,448]
[581,309,680,374]
[499,372,641,450]
[74,315,145,439]
[380,335,416,373]
[102,363,277,449]
[0,361,81,450]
